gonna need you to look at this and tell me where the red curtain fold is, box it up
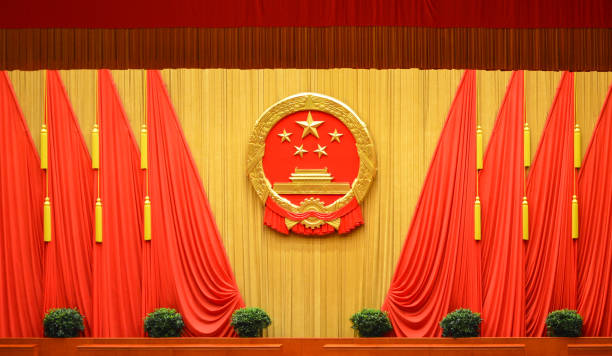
[382,70,480,337]
[91,70,144,336]
[43,70,95,335]
[0,72,44,337]
[525,72,577,336]
[577,82,612,336]
[479,71,526,336]
[144,70,245,336]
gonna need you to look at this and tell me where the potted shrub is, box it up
[440,309,482,337]
[231,307,271,337]
[43,308,84,337]
[144,308,185,337]
[546,309,582,337]
[350,309,393,337]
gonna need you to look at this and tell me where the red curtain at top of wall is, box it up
[91,70,144,337]
[382,70,480,337]
[577,82,612,336]
[143,70,245,336]
[525,72,577,336]
[43,70,95,335]
[0,0,610,29]
[479,71,526,337]
[0,72,44,337]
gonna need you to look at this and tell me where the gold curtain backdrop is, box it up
[8,69,612,337]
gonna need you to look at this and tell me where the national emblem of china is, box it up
[247,93,376,236]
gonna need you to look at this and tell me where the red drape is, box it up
[0,0,609,29]
[382,70,480,337]
[43,70,95,336]
[577,82,612,336]
[143,70,245,336]
[525,72,577,337]
[91,70,144,336]
[0,72,44,337]
[479,71,526,336]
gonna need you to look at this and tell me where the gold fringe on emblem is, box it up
[574,124,581,168]
[92,124,99,169]
[474,196,481,241]
[476,125,483,170]
[95,198,103,243]
[524,123,531,167]
[44,197,51,242]
[144,196,151,241]
[572,195,579,239]
[522,196,529,241]
[284,218,299,231]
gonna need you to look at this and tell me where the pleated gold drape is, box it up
[8,69,612,337]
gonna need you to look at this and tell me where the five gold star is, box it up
[296,112,324,138]
[278,129,292,143]
[329,129,343,143]
[314,144,328,158]
[294,145,308,158]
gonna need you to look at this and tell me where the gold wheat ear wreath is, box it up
[247,93,376,233]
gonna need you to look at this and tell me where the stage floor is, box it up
[2,337,612,356]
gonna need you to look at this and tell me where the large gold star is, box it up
[314,144,328,158]
[294,145,308,158]
[278,129,292,143]
[296,112,324,138]
[329,129,343,143]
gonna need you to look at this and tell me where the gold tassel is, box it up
[572,195,579,239]
[522,196,529,241]
[144,196,151,241]
[476,125,483,170]
[41,124,48,169]
[141,124,148,169]
[524,123,531,167]
[95,198,103,243]
[574,124,581,168]
[44,197,51,242]
[92,124,99,169]
[474,196,481,241]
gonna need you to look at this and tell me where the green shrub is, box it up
[546,309,582,337]
[440,309,482,337]
[43,308,84,338]
[144,308,185,337]
[231,307,271,337]
[350,309,393,337]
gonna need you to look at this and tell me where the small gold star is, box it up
[296,112,324,138]
[329,129,343,143]
[314,144,328,158]
[278,129,292,143]
[294,145,308,158]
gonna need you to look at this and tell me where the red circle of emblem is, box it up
[247,93,376,236]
